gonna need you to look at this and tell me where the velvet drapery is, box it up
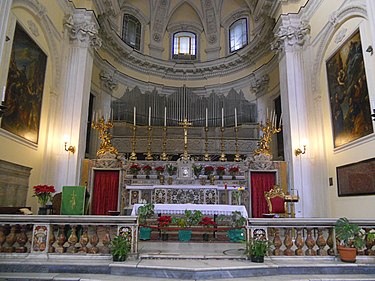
[251,172,276,218]
[91,170,120,215]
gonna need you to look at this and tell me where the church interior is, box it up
[0,0,375,279]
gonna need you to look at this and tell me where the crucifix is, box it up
[178,118,192,160]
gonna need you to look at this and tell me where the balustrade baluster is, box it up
[305,228,316,256]
[316,229,327,256]
[55,225,66,253]
[326,228,335,256]
[78,226,89,253]
[48,225,56,253]
[89,226,99,254]
[0,225,7,252]
[67,225,78,253]
[273,228,283,256]
[365,228,375,256]
[295,228,304,256]
[16,225,28,253]
[101,226,111,254]
[283,228,294,256]
[5,225,17,253]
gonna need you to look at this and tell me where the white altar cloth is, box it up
[131,203,248,218]
[126,185,244,190]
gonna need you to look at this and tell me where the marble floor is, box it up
[0,241,375,280]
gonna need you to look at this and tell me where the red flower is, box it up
[155,166,165,172]
[229,166,239,174]
[142,165,152,171]
[158,215,172,227]
[199,217,216,227]
[33,185,55,206]
[129,164,141,174]
[204,166,214,175]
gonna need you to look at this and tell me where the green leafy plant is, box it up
[192,164,203,178]
[335,217,375,249]
[137,203,154,226]
[245,237,273,257]
[173,210,203,228]
[109,235,131,262]
[230,211,247,228]
[166,164,177,176]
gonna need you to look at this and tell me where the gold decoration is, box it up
[178,118,192,160]
[129,125,137,161]
[204,127,209,161]
[91,116,118,157]
[160,127,168,161]
[253,116,281,157]
[219,127,226,162]
[145,126,153,161]
[234,127,241,162]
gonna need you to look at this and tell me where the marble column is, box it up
[0,0,12,89]
[56,11,101,187]
[272,15,312,217]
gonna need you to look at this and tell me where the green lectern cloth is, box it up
[61,186,86,215]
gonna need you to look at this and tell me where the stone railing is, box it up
[0,215,138,257]
[247,218,375,257]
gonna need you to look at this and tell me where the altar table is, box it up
[131,203,248,218]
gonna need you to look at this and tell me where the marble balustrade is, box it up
[0,215,138,256]
[247,218,375,257]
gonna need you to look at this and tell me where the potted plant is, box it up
[138,203,154,240]
[109,235,131,262]
[245,237,273,263]
[219,211,246,242]
[33,184,55,215]
[204,165,214,176]
[216,166,226,179]
[199,216,216,241]
[192,164,203,179]
[229,166,239,179]
[129,164,141,178]
[173,210,203,242]
[166,164,177,184]
[335,217,375,262]
[155,166,165,177]
[158,215,172,241]
[142,165,152,179]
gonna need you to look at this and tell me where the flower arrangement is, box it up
[229,166,239,176]
[129,164,141,175]
[192,164,203,178]
[204,165,214,176]
[166,164,177,176]
[155,166,165,175]
[199,217,217,227]
[158,215,172,228]
[33,185,55,206]
[142,165,152,175]
[216,166,226,176]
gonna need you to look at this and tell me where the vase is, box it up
[133,174,138,179]
[231,175,236,180]
[227,229,245,242]
[167,177,173,185]
[337,245,357,263]
[159,175,165,185]
[250,255,264,263]
[38,206,48,215]
[209,175,215,185]
[178,230,192,242]
[139,227,152,240]
[203,233,209,241]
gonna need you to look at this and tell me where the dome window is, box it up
[122,14,141,50]
[172,31,196,60]
[229,18,248,52]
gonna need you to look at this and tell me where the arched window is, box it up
[172,31,196,60]
[229,18,248,52]
[122,14,141,50]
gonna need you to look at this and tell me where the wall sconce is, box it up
[295,145,306,156]
[64,142,76,154]
[366,45,373,55]
[372,109,375,121]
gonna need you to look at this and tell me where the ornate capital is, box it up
[271,19,310,53]
[99,71,118,91]
[64,12,102,50]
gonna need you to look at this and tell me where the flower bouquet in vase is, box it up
[229,166,239,179]
[129,164,141,178]
[33,185,55,215]
[155,166,165,183]
[216,166,225,180]
[158,215,172,241]
[166,164,177,184]
[199,216,217,241]
[192,164,203,179]
[142,165,152,179]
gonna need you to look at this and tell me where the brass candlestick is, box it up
[178,118,192,161]
[219,127,227,162]
[91,116,118,157]
[234,127,241,162]
[145,125,153,161]
[204,127,210,161]
[160,126,168,161]
[253,116,282,157]
[129,125,137,161]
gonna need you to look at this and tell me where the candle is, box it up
[133,107,136,126]
[164,106,167,127]
[92,111,96,123]
[221,107,224,127]
[205,108,208,127]
[279,113,282,128]
[266,107,269,120]
[148,106,151,126]
[1,86,5,102]
[234,108,237,127]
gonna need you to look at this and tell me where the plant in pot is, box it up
[335,217,375,262]
[166,164,177,184]
[109,235,131,262]
[155,166,165,178]
[244,237,273,263]
[173,210,203,242]
[216,166,225,180]
[142,165,152,179]
[192,164,203,179]
[219,211,247,242]
[129,164,141,178]
[228,166,239,179]
[199,216,217,241]
[158,215,172,241]
[138,203,154,240]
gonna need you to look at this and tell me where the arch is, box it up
[167,0,204,26]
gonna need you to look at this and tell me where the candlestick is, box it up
[221,107,224,127]
[234,108,237,127]
[279,113,282,128]
[205,108,208,127]
[1,86,5,102]
[148,106,151,126]
[164,106,167,127]
[133,107,136,126]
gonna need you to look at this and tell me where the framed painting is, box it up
[326,30,373,148]
[1,23,47,144]
[337,158,375,197]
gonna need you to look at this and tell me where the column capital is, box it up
[63,11,102,50]
[271,15,310,53]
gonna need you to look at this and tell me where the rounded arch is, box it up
[167,0,204,26]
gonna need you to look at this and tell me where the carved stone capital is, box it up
[64,12,102,50]
[99,71,118,91]
[271,18,310,53]
[250,74,269,96]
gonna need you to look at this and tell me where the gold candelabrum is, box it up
[204,127,210,161]
[178,118,192,161]
[145,125,153,161]
[253,116,282,157]
[234,127,241,162]
[91,116,118,157]
[129,125,137,161]
[160,126,168,161]
[219,127,227,162]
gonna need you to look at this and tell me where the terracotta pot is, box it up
[337,245,357,263]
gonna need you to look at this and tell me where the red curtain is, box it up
[251,172,276,218]
[92,170,119,215]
